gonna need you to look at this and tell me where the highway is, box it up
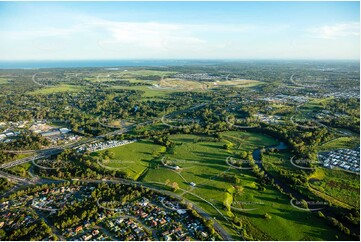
[0,125,134,169]
[0,170,36,185]
[1,104,199,170]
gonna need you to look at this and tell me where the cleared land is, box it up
[95,140,165,180]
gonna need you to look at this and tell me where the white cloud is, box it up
[0,16,258,57]
[2,15,357,60]
[308,22,360,39]
[94,21,205,51]
[85,17,256,53]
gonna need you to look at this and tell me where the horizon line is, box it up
[0,58,359,62]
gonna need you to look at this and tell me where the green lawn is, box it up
[95,140,165,180]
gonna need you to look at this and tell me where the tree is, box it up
[317,211,325,218]
[171,182,179,192]
[233,216,242,227]
[299,199,309,209]
[264,213,272,220]
[238,151,248,159]
[236,186,244,195]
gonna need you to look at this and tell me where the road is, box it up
[1,103,199,170]
[0,171,233,241]
[292,96,352,137]
[0,125,134,170]
[0,105,234,240]
[84,178,233,241]
[0,170,36,185]
[160,103,206,128]
[0,147,64,169]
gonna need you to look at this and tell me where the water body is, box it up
[0,60,226,69]
[252,141,288,161]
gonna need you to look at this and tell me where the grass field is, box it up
[308,167,359,208]
[118,70,176,78]
[262,148,360,209]
[220,131,279,151]
[86,70,176,83]
[159,78,205,90]
[95,140,165,180]
[317,136,360,152]
[211,79,262,88]
[300,97,334,112]
[110,85,180,99]
[28,84,82,94]
[8,161,32,178]
[0,78,9,84]
[110,75,261,99]
[231,170,351,241]
[142,134,240,238]
[139,132,350,240]
[262,151,299,177]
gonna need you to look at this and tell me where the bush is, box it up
[317,211,325,218]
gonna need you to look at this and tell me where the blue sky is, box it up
[0,1,359,60]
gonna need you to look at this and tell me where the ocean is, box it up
[0,60,226,69]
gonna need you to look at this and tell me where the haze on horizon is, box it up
[0,1,359,61]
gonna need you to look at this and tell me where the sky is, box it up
[0,1,359,60]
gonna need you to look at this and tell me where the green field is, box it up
[28,84,82,94]
[0,77,9,84]
[262,147,360,210]
[117,69,176,77]
[220,131,278,151]
[318,136,360,152]
[142,134,240,238]
[262,151,299,175]
[86,70,176,82]
[308,168,359,208]
[95,140,165,180]
[8,161,32,178]
[110,85,179,98]
[139,132,349,240]
[231,170,350,241]
[300,97,334,112]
